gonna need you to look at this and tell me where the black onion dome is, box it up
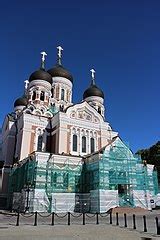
[83,84,104,99]
[48,64,73,83]
[29,69,52,84]
[14,96,28,107]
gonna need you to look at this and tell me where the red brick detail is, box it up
[34,100,40,104]
[67,125,71,154]
[29,126,36,153]
[56,86,59,99]
[30,132,35,153]
[44,102,48,106]
[98,137,101,150]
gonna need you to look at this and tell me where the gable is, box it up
[66,101,104,124]
[104,137,134,160]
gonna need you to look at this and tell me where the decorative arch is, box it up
[44,112,53,117]
[33,109,42,116]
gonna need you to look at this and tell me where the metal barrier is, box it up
[0,211,159,235]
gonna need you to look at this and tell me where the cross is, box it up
[90,68,96,80]
[24,80,29,89]
[57,46,63,59]
[41,51,47,62]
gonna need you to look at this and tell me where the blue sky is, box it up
[0,0,159,152]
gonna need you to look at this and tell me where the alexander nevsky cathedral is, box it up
[1,46,158,213]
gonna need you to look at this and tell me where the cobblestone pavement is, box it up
[0,224,159,240]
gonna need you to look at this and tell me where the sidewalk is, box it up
[0,224,158,240]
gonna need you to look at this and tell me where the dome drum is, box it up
[84,95,104,104]
[28,79,52,92]
[83,85,104,99]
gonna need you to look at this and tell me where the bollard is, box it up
[133,214,136,230]
[143,215,147,232]
[110,212,112,224]
[96,212,99,225]
[34,211,38,226]
[116,212,119,226]
[16,211,20,226]
[83,212,85,225]
[124,213,127,228]
[155,217,160,235]
[51,212,55,226]
[68,212,70,225]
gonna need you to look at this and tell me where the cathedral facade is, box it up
[1,47,158,213]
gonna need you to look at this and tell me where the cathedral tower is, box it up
[27,52,52,115]
[48,46,73,112]
[83,69,105,118]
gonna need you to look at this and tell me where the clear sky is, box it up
[0,0,159,152]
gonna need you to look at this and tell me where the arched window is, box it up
[72,134,77,152]
[32,91,36,100]
[40,91,45,101]
[61,89,65,101]
[51,88,54,98]
[98,106,101,114]
[37,135,43,151]
[82,136,86,153]
[90,138,95,153]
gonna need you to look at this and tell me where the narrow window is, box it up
[73,134,77,151]
[82,136,86,153]
[98,106,101,114]
[51,88,54,98]
[37,135,43,151]
[40,91,45,101]
[61,89,65,101]
[90,138,95,153]
[32,91,36,100]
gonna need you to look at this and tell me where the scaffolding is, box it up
[8,155,83,212]
[8,137,158,213]
[82,137,158,212]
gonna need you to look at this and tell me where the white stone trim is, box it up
[52,77,72,88]
[28,80,51,91]
[85,96,104,104]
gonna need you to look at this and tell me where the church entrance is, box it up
[118,184,134,207]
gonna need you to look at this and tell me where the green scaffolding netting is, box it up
[8,137,158,210]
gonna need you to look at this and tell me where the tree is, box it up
[136,141,160,186]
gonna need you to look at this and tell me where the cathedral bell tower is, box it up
[83,69,105,118]
[48,46,73,112]
[27,52,52,111]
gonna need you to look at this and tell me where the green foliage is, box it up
[136,141,160,166]
[136,141,160,186]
